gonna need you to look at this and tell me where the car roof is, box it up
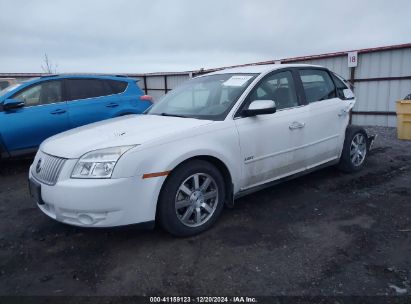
[204,64,324,76]
[39,74,133,82]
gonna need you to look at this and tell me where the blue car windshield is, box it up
[0,84,22,98]
[147,73,258,121]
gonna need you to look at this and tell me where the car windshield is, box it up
[0,84,22,98]
[147,73,258,120]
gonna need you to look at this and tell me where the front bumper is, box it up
[29,160,165,227]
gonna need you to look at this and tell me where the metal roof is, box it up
[198,43,411,74]
[1,43,410,77]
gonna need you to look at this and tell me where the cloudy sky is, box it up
[1,0,410,73]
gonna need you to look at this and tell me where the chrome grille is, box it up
[32,151,67,186]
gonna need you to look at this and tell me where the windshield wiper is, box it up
[159,112,188,118]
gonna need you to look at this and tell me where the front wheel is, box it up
[157,160,225,237]
[338,126,369,173]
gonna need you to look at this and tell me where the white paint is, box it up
[348,51,358,67]
[30,64,355,229]
[222,75,253,87]
[343,89,355,99]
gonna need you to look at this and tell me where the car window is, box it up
[148,73,257,120]
[13,81,63,106]
[66,79,112,101]
[332,73,349,100]
[246,71,298,110]
[299,69,336,103]
[0,84,22,98]
[106,80,128,94]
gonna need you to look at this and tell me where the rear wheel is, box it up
[157,160,225,237]
[338,126,368,173]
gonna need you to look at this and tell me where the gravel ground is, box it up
[0,126,410,298]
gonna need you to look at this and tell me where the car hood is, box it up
[41,114,214,158]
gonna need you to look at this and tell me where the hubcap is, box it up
[175,173,218,227]
[350,133,367,166]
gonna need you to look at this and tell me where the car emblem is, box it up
[36,158,43,174]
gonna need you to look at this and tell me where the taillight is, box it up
[140,95,153,102]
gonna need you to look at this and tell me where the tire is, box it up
[157,160,225,237]
[338,126,369,173]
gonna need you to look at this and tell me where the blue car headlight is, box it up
[71,145,135,179]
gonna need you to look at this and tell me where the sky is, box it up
[0,0,410,73]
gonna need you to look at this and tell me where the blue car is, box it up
[0,74,152,159]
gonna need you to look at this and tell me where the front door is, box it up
[235,70,308,190]
[0,80,68,155]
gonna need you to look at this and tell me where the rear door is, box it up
[234,70,309,190]
[0,80,68,154]
[65,78,126,128]
[297,69,352,168]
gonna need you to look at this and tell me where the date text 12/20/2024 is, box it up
[149,296,257,303]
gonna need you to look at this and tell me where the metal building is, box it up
[2,43,410,127]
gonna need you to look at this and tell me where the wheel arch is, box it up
[158,154,234,210]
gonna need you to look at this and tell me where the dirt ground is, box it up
[0,126,410,297]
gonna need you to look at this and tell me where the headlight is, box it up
[71,145,135,179]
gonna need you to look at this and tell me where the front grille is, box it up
[32,151,67,186]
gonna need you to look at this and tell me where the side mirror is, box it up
[242,100,276,117]
[3,98,24,110]
[343,89,355,100]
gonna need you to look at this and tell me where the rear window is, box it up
[106,80,128,94]
[299,69,336,103]
[66,79,114,101]
[65,79,128,101]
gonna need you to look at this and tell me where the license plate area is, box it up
[29,178,44,205]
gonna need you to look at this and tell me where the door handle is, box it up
[106,103,119,108]
[50,109,66,115]
[289,121,305,130]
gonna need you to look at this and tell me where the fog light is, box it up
[78,214,95,225]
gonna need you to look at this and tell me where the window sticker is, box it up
[222,75,253,87]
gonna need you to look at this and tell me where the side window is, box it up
[247,71,298,110]
[106,80,128,94]
[13,81,62,106]
[66,79,112,101]
[299,69,336,103]
[332,73,350,100]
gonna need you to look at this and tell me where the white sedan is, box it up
[29,64,371,236]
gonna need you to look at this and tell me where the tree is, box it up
[41,53,58,74]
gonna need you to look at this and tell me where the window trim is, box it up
[63,78,129,103]
[234,68,304,118]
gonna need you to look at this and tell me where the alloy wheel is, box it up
[350,133,367,166]
[175,173,219,227]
